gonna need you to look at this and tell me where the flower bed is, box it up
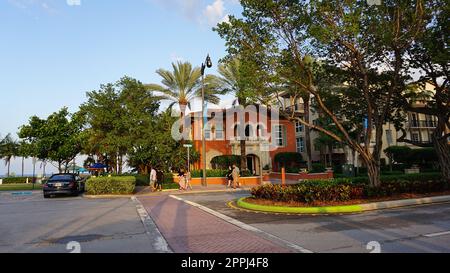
[251,173,448,205]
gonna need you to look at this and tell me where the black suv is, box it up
[43,174,86,198]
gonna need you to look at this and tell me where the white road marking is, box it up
[423,231,450,238]
[131,196,172,253]
[169,194,314,253]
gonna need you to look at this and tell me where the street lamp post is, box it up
[201,54,212,187]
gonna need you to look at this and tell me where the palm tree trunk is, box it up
[7,160,11,177]
[240,140,247,171]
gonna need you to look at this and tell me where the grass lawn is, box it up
[0,184,43,192]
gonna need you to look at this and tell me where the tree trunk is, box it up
[7,160,11,177]
[369,118,384,187]
[328,144,333,168]
[303,96,313,171]
[433,118,450,181]
[21,157,24,177]
[367,159,381,188]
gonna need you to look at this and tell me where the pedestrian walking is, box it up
[155,168,164,192]
[232,164,241,189]
[150,166,157,192]
[226,166,234,188]
[178,169,186,190]
[185,170,193,190]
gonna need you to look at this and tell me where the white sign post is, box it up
[183,144,193,171]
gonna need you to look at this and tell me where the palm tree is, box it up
[146,61,221,117]
[0,134,19,177]
[215,58,249,171]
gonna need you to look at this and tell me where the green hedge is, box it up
[274,152,303,167]
[113,173,174,186]
[337,173,444,185]
[191,169,254,178]
[192,169,228,178]
[86,176,136,195]
[1,177,33,184]
[252,173,448,204]
[211,155,241,170]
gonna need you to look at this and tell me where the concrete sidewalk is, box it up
[138,195,293,253]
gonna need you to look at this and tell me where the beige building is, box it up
[281,86,445,168]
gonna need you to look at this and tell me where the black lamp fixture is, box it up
[201,54,213,75]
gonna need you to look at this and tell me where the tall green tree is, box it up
[0,134,19,177]
[80,76,160,174]
[127,109,200,173]
[18,108,84,173]
[398,0,450,180]
[216,0,425,187]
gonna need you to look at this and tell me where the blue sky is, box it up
[0,0,241,176]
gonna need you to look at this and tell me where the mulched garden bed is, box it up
[246,191,450,207]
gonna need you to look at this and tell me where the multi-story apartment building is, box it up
[185,83,446,172]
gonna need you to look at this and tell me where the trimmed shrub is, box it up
[310,163,326,173]
[274,152,303,167]
[251,173,447,204]
[86,176,136,195]
[191,169,254,178]
[191,169,228,178]
[211,155,241,170]
[2,177,33,184]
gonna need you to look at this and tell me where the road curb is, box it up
[131,196,172,253]
[237,195,450,215]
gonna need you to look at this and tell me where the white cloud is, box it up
[149,0,236,26]
[203,0,229,27]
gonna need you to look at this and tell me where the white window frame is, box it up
[295,122,304,134]
[274,125,286,147]
[296,137,305,153]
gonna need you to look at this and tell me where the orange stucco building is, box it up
[185,105,298,175]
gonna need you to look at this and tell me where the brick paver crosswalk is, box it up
[138,196,292,253]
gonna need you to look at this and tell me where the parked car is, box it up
[43,174,86,198]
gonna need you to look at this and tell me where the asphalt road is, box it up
[180,191,450,253]
[2,189,450,253]
[0,191,168,253]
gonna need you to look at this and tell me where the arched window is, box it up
[234,124,240,139]
[256,124,265,138]
[245,124,253,138]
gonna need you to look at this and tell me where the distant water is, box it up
[0,174,54,178]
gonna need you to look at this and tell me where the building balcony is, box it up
[408,120,437,128]
[284,104,305,115]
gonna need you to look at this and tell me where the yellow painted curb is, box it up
[237,197,364,214]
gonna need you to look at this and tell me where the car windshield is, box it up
[48,175,74,182]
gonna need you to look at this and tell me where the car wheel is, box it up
[44,194,50,199]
